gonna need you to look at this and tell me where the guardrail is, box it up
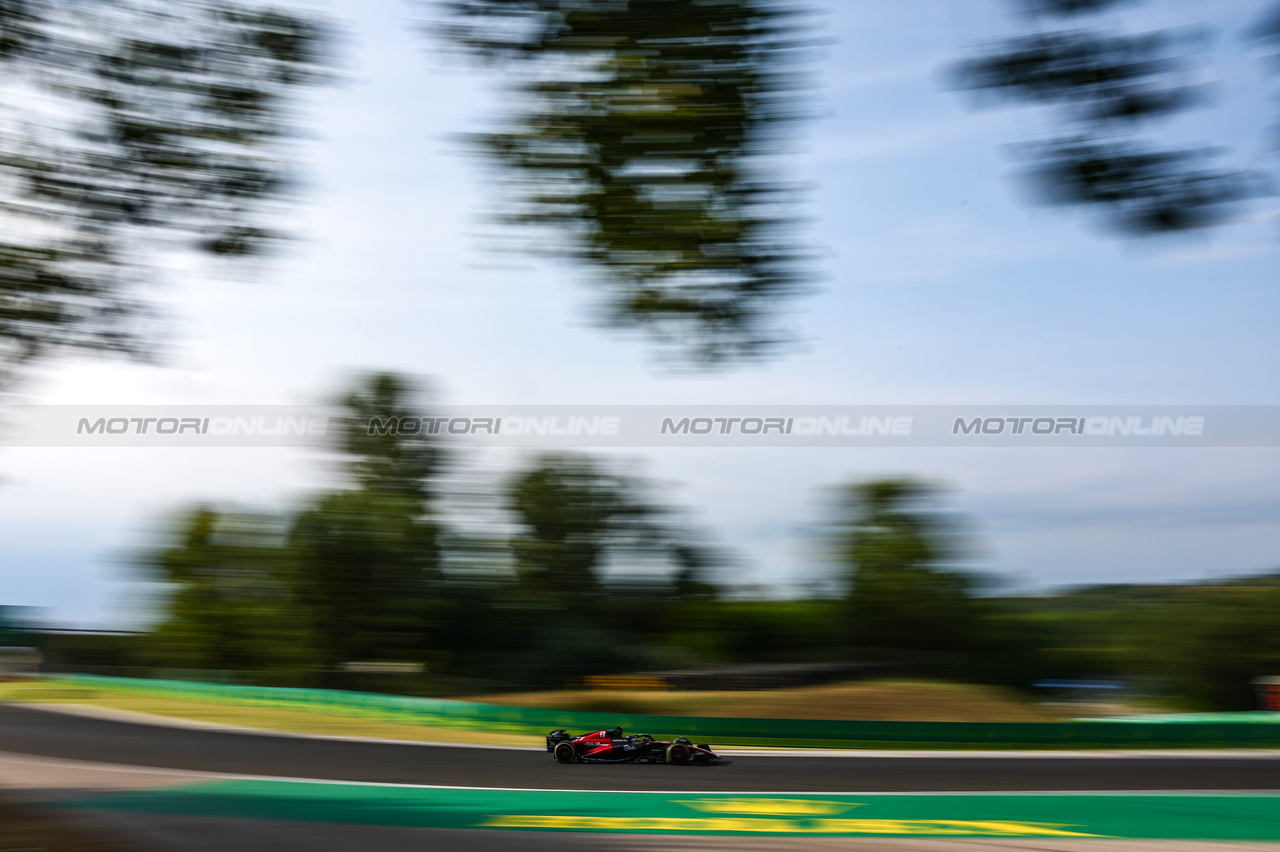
[52,675,1280,749]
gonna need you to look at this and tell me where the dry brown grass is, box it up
[463,680,1064,722]
[0,680,532,746]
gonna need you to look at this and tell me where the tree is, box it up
[830,479,987,655]
[950,0,1277,236]
[286,373,444,671]
[146,507,317,674]
[331,372,443,502]
[143,374,447,678]
[439,0,814,367]
[1124,581,1280,710]
[0,0,333,388]
[507,454,664,601]
[287,490,442,673]
[501,453,721,679]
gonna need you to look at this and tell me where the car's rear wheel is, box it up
[553,741,577,764]
[666,743,691,765]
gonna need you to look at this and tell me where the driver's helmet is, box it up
[610,726,623,738]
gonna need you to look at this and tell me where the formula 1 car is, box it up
[547,727,719,765]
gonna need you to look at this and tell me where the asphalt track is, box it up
[0,703,1276,792]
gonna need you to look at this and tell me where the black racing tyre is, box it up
[666,743,691,765]
[553,741,578,764]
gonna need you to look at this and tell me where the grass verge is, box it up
[0,679,533,747]
[461,680,1065,722]
[0,678,1064,751]
[2,678,1253,751]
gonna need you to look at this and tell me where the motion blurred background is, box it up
[2,0,1280,716]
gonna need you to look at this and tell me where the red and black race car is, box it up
[547,727,720,765]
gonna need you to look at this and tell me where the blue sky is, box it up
[3,0,1280,626]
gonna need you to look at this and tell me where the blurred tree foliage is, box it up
[0,0,333,387]
[508,455,663,600]
[132,375,1280,707]
[332,374,443,502]
[1118,582,1280,709]
[274,373,445,674]
[288,493,442,675]
[439,0,814,366]
[141,373,724,688]
[830,479,990,657]
[496,453,723,681]
[147,507,317,673]
[951,0,1276,235]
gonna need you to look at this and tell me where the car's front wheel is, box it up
[666,743,691,765]
[553,741,578,764]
